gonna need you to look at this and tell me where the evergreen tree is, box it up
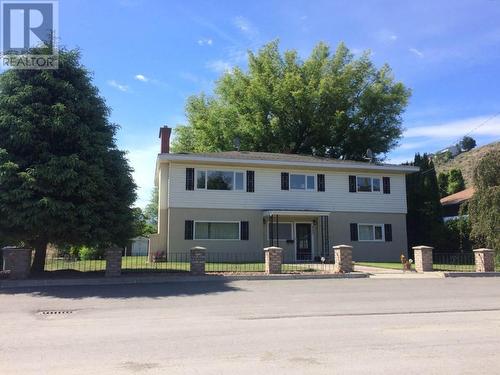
[406,153,444,255]
[437,172,449,198]
[447,169,465,195]
[468,149,500,250]
[0,48,137,271]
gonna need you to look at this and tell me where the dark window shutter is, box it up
[349,175,357,192]
[184,220,194,240]
[281,172,289,190]
[240,221,249,240]
[186,168,194,190]
[350,223,358,241]
[384,224,392,242]
[317,174,325,192]
[246,171,255,192]
[383,177,391,194]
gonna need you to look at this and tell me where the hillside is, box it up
[434,141,500,187]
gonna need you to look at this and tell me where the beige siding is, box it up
[166,208,408,262]
[167,163,408,213]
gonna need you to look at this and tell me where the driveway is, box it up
[1,278,500,374]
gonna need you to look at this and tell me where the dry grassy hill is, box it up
[434,141,500,187]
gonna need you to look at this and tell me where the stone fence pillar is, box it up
[413,246,433,273]
[264,246,283,274]
[333,245,353,273]
[2,247,32,279]
[105,247,122,277]
[190,247,206,275]
[473,248,495,272]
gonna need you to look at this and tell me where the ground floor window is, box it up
[268,222,293,240]
[194,222,240,240]
[358,224,384,241]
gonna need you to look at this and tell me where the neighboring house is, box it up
[149,127,419,262]
[440,187,474,222]
[436,144,461,158]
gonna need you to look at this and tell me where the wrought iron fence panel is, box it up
[433,252,475,272]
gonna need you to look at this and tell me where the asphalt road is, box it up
[1,278,500,374]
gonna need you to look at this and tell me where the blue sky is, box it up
[60,0,500,207]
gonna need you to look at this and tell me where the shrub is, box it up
[78,246,105,260]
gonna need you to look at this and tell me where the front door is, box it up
[296,223,312,261]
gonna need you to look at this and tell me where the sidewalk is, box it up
[354,265,445,279]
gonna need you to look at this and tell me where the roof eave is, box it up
[156,154,420,173]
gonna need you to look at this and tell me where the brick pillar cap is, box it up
[332,244,353,249]
[412,245,434,250]
[190,246,207,251]
[264,246,283,251]
[473,248,494,253]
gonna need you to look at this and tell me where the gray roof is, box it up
[172,151,399,167]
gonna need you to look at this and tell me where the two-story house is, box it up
[149,127,419,262]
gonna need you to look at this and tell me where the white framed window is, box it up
[196,170,245,191]
[357,177,381,192]
[267,222,293,240]
[290,174,315,190]
[194,221,240,240]
[358,224,384,241]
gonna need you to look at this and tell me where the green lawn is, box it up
[355,262,409,270]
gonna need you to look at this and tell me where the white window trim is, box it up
[358,223,385,242]
[267,221,294,240]
[193,220,241,240]
[356,176,382,193]
[195,169,246,191]
[289,173,316,191]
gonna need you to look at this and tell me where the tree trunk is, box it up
[31,241,48,273]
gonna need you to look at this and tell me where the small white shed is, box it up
[128,237,150,256]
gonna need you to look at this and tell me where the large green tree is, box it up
[468,149,499,250]
[0,48,137,272]
[173,41,411,160]
[406,153,445,253]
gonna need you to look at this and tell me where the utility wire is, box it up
[408,112,500,176]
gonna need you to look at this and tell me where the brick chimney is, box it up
[159,126,172,154]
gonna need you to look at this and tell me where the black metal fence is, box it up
[44,254,106,274]
[433,252,475,272]
[121,253,190,273]
[205,252,265,273]
[282,258,335,273]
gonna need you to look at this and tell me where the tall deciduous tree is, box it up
[468,149,499,250]
[173,41,411,160]
[0,48,137,272]
[406,153,444,253]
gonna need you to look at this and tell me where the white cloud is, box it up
[375,30,398,43]
[107,80,129,92]
[134,74,149,82]
[233,16,258,38]
[197,38,213,46]
[206,59,232,73]
[404,115,500,139]
[125,143,158,208]
[409,48,424,58]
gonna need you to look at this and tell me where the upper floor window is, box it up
[196,170,245,191]
[357,177,381,192]
[290,174,315,190]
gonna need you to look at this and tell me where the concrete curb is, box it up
[0,272,368,289]
[443,272,500,278]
